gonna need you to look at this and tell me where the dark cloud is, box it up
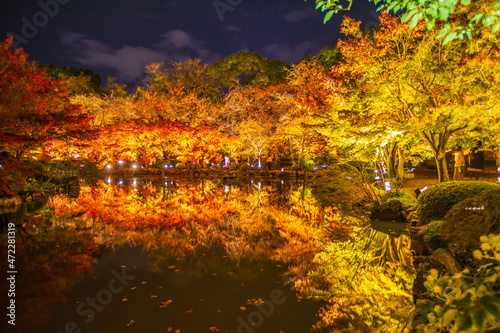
[283,6,319,24]
[61,29,219,82]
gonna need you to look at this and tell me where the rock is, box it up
[371,200,406,222]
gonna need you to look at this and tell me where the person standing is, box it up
[454,146,466,181]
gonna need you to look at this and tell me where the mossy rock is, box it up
[417,181,499,225]
[381,192,418,213]
[175,163,187,170]
[440,187,500,263]
[371,199,406,222]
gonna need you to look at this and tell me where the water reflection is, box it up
[0,178,323,333]
[1,177,413,333]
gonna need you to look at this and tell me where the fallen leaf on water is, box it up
[151,295,157,298]
[126,320,135,326]
[168,265,175,269]
[122,297,128,302]
[240,306,246,311]
[186,309,194,314]
[130,286,136,290]
[142,281,147,284]
[209,327,219,331]
[247,298,264,306]
[160,300,173,308]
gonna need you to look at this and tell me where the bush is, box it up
[271,163,281,170]
[175,163,187,170]
[239,162,251,171]
[210,165,222,172]
[417,181,499,225]
[300,159,315,171]
[228,164,238,171]
[440,188,500,262]
[192,163,202,170]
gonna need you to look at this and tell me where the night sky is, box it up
[1,0,379,84]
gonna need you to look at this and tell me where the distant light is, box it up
[74,154,80,159]
[164,164,168,168]
[119,180,123,185]
[164,182,168,186]
[170,165,174,168]
[322,165,326,168]
[313,167,318,170]
[224,185,230,193]
[257,160,261,168]
[251,164,254,168]
[106,164,112,169]
[347,177,351,180]
[132,164,137,169]
[80,164,84,168]
[250,180,254,184]
[374,169,379,174]
[118,160,124,165]
[0,164,2,168]
[149,181,152,184]
[107,178,112,184]
[193,162,195,164]
[375,176,381,181]
[281,168,284,172]
[133,179,137,185]
[421,186,428,192]
[411,168,415,172]
[211,163,214,166]
[258,182,261,190]
[281,180,284,185]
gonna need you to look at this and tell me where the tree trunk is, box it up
[435,149,449,182]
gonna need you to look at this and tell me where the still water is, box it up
[1,177,329,333]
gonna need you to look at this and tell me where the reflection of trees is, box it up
[35,178,415,331]
[1,209,99,332]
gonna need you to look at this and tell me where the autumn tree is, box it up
[142,59,224,102]
[0,38,91,159]
[209,51,289,88]
[42,64,102,95]
[331,12,500,182]
[309,0,500,42]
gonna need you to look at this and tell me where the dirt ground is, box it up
[399,167,500,197]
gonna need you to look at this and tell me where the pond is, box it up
[1,177,411,333]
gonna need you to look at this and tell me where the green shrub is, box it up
[175,163,187,170]
[418,233,500,333]
[423,220,445,250]
[440,188,500,262]
[417,181,499,225]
